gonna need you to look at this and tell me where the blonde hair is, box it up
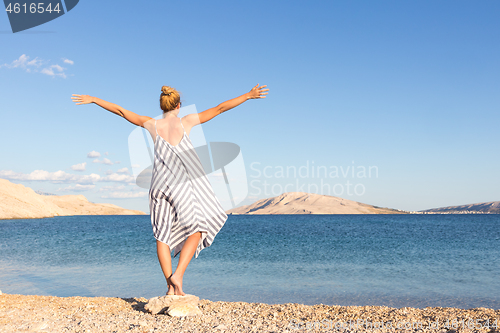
[159,86,181,112]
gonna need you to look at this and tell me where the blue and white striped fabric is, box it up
[149,118,228,258]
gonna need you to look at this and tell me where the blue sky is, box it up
[1,0,499,212]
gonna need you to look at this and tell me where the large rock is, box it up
[145,294,202,317]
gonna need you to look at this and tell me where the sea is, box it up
[0,214,498,309]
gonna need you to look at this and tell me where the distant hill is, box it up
[226,192,405,215]
[421,201,500,214]
[0,178,146,220]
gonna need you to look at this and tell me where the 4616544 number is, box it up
[5,3,61,14]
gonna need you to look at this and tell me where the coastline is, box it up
[1,293,499,332]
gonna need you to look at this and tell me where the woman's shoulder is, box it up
[181,113,201,128]
[142,118,157,142]
[143,118,156,130]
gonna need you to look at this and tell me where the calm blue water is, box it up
[0,214,499,309]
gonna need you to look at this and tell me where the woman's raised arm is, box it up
[71,94,152,127]
[183,84,269,127]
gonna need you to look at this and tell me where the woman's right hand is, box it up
[71,94,94,105]
[247,84,269,99]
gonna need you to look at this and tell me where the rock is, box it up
[145,294,202,317]
[167,300,203,317]
[30,321,49,331]
[214,324,226,330]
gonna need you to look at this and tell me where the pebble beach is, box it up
[1,293,499,333]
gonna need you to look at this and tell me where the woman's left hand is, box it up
[71,94,94,105]
[247,84,269,99]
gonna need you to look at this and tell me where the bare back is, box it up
[148,115,197,146]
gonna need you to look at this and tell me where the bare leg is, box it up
[156,240,175,295]
[170,231,202,296]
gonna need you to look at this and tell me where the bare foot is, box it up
[166,284,175,295]
[166,275,175,295]
[169,272,186,296]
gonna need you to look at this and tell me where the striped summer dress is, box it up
[149,117,228,258]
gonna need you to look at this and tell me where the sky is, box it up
[1,0,499,213]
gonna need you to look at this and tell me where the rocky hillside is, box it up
[421,201,500,214]
[226,192,404,215]
[0,178,146,220]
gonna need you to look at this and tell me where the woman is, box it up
[71,83,269,296]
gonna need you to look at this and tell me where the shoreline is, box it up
[1,293,499,332]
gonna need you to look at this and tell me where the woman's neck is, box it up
[162,111,179,119]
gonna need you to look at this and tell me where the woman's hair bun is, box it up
[161,86,174,96]
[159,85,181,112]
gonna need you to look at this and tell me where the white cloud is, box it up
[92,158,114,165]
[0,169,100,184]
[62,58,74,65]
[98,185,126,192]
[0,167,138,185]
[1,54,42,70]
[101,191,148,199]
[57,184,95,192]
[116,167,129,174]
[87,151,101,158]
[100,173,135,183]
[104,152,109,156]
[71,162,86,171]
[1,54,70,79]
[41,64,66,78]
